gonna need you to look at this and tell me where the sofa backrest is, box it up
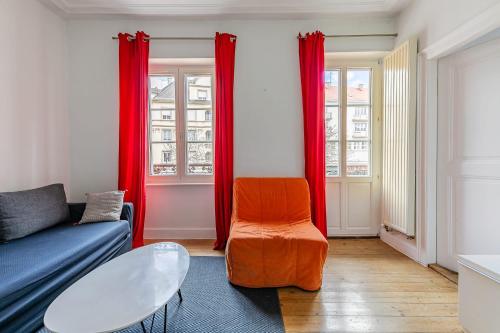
[232,177,311,223]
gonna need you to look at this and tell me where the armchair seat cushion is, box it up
[226,178,328,291]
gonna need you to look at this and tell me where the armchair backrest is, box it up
[232,178,311,223]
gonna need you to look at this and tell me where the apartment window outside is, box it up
[162,151,172,163]
[161,129,172,142]
[149,66,214,181]
[187,130,196,141]
[197,89,208,100]
[325,68,372,177]
[161,111,173,120]
[205,110,212,121]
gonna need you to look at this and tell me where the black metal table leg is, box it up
[141,321,147,333]
[163,303,167,333]
[177,289,183,302]
[164,303,167,333]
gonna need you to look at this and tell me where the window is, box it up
[197,89,208,100]
[149,67,214,181]
[161,111,173,120]
[205,110,212,121]
[187,130,196,141]
[354,123,368,135]
[162,151,172,163]
[161,129,172,141]
[325,68,372,177]
[325,70,340,176]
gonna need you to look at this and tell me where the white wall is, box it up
[0,0,69,193]
[66,16,395,238]
[396,0,500,49]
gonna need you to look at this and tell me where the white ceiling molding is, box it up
[422,2,500,59]
[42,0,412,17]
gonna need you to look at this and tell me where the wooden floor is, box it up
[144,239,463,333]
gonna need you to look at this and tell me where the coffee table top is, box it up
[44,242,190,333]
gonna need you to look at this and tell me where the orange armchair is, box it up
[225,177,329,291]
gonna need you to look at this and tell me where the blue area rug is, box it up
[38,256,284,333]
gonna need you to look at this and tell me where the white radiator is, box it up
[382,39,417,237]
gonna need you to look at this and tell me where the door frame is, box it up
[414,2,500,266]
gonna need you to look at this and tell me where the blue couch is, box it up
[0,203,133,333]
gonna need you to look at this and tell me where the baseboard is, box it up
[144,227,216,239]
[329,236,380,239]
[429,264,458,284]
[379,227,420,263]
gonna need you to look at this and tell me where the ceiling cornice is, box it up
[42,0,412,17]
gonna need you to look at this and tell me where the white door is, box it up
[325,58,382,236]
[437,38,500,271]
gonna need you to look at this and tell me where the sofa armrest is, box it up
[120,203,134,232]
[68,202,134,233]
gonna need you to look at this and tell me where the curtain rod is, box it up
[112,36,215,40]
[325,33,397,38]
[112,33,396,41]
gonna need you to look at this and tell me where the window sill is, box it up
[326,176,373,183]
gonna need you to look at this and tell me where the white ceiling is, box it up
[44,0,412,17]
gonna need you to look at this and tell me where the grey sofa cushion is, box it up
[0,184,70,242]
[79,191,124,224]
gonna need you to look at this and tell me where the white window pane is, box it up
[326,106,340,141]
[186,74,213,175]
[186,142,213,175]
[347,69,370,104]
[151,143,176,175]
[346,106,370,140]
[325,70,340,176]
[346,69,371,177]
[347,140,370,176]
[150,76,175,110]
[325,70,339,104]
[187,75,212,102]
[150,75,177,176]
[326,141,340,176]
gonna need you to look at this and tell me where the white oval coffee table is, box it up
[44,242,190,333]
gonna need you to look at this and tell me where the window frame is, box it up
[325,61,378,181]
[147,65,215,185]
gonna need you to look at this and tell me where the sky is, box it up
[325,69,370,89]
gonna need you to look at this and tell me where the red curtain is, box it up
[298,31,327,237]
[118,31,149,248]
[214,32,237,250]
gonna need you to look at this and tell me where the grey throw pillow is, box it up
[0,184,70,242]
[79,191,125,224]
